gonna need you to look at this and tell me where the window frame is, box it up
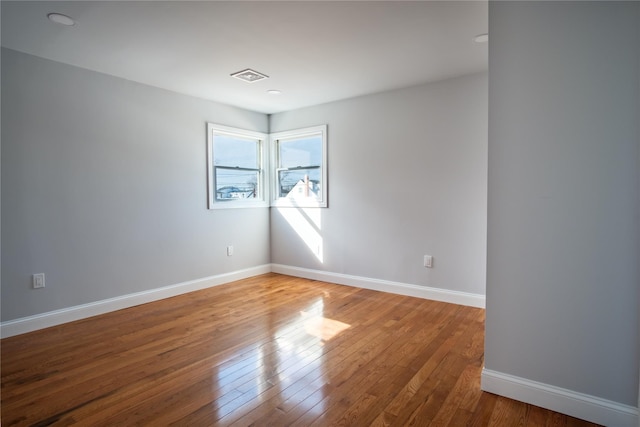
[270,125,328,208]
[207,123,269,209]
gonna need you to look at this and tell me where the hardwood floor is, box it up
[2,273,600,426]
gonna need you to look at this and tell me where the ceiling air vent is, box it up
[230,69,269,83]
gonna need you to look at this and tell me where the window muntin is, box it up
[271,125,327,208]
[207,124,268,209]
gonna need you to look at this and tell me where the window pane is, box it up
[271,125,327,208]
[207,123,268,209]
[279,135,322,168]
[214,134,259,169]
[215,169,259,200]
[278,168,321,200]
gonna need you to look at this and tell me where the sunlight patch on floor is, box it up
[300,312,351,342]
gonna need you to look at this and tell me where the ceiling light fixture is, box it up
[267,90,282,95]
[47,13,75,26]
[230,69,269,83]
[473,33,489,43]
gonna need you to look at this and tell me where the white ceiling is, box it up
[1,1,488,114]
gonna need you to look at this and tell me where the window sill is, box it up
[209,201,269,210]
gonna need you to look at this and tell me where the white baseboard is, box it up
[481,368,639,427]
[0,265,271,339]
[271,264,485,308]
[1,264,484,338]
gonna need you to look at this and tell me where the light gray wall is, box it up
[1,48,270,321]
[270,72,488,296]
[486,1,639,407]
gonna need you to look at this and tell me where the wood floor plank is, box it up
[468,390,500,427]
[488,396,528,426]
[1,273,601,426]
[380,306,472,421]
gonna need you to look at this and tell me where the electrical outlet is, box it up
[33,273,45,289]
[227,246,234,256]
[423,255,433,268]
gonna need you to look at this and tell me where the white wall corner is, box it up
[270,264,485,308]
[0,264,272,338]
[481,368,639,427]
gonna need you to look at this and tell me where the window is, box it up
[207,123,268,209]
[206,123,327,209]
[271,125,328,208]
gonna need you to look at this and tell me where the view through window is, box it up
[207,124,267,209]
[272,125,328,208]
[207,123,327,209]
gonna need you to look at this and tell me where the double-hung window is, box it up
[271,125,328,208]
[207,123,268,209]
[206,123,327,209]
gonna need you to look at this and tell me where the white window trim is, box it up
[270,125,328,208]
[207,123,269,209]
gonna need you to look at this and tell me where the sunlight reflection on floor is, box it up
[301,312,351,341]
[214,298,351,420]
